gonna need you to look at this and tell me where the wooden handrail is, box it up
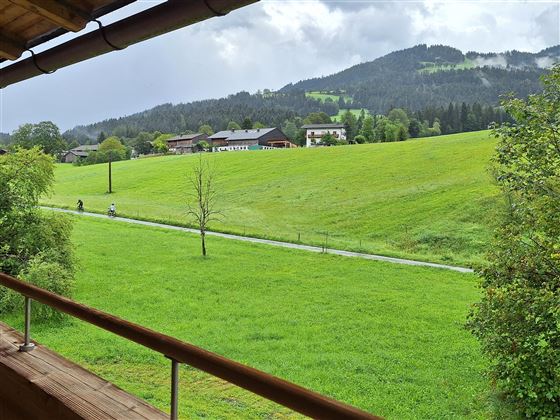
[0,272,381,419]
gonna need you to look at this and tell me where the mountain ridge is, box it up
[58,44,558,142]
[281,44,559,92]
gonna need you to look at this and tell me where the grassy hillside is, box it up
[305,91,352,103]
[331,108,370,122]
[5,216,514,418]
[418,58,476,74]
[45,131,500,266]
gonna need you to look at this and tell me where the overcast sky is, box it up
[1,0,558,133]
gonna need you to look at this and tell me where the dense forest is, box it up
[63,91,335,144]
[26,44,559,144]
[282,44,558,112]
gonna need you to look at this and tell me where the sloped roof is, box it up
[71,144,99,152]
[68,151,90,157]
[0,0,135,62]
[209,128,277,141]
[166,133,206,142]
[301,124,346,129]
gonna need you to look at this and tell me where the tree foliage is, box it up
[198,124,214,136]
[388,108,410,128]
[11,121,67,156]
[467,66,560,418]
[132,131,154,155]
[227,121,241,131]
[99,136,126,158]
[360,116,374,142]
[0,148,75,319]
[153,133,173,154]
[241,117,253,129]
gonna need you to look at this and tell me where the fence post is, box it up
[19,297,35,352]
[170,358,179,420]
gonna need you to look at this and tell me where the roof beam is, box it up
[8,0,89,32]
[1,0,260,89]
[0,32,26,60]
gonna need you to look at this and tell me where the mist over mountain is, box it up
[62,44,558,143]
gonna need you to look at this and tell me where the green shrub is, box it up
[0,148,75,320]
[353,134,366,144]
[467,66,560,418]
[1,255,74,320]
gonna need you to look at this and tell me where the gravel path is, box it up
[42,207,475,273]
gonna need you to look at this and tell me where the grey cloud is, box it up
[473,55,508,68]
[534,5,560,46]
[536,56,557,68]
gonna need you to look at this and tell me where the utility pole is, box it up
[108,154,112,193]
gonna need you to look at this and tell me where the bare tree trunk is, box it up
[201,229,206,257]
[186,155,220,257]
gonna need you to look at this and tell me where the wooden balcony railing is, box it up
[307,133,340,139]
[0,272,381,419]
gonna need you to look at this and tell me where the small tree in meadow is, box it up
[186,156,221,257]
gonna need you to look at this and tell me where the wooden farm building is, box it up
[166,133,208,153]
[62,144,99,163]
[209,128,295,151]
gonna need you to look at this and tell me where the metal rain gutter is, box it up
[0,0,259,89]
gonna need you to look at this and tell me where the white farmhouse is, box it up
[301,123,346,147]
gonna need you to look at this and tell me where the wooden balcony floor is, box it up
[0,322,167,420]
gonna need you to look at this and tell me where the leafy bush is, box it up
[196,140,211,152]
[1,255,74,320]
[467,66,560,418]
[353,134,366,144]
[0,148,75,320]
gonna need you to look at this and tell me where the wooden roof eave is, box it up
[0,0,260,89]
[0,0,136,63]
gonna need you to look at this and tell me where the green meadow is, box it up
[45,131,500,266]
[5,216,514,419]
[304,91,370,121]
[331,108,370,122]
[418,58,476,74]
[305,91,353,103]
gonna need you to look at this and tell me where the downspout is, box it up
[0,0,259,89]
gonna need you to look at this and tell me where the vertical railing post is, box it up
[19,296,35,352]
[170,358,179,420]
